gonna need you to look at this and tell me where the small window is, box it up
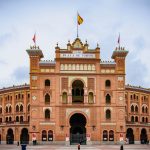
[106,109,111,119]
[105,80,111,88]
[62,92,67,104]
[131,116,134,122]
[142,117,144,122]
[16,105,19,112]
[145,107,148,113]
[135,116,138,122]
[16,116,19,122]
[146,117,148,123]
[88,92,94,104]
[28,105,30,112]
[135,106,138,112]
[131,105,134,112]
[48,130,53,141]
[109,130,114,141]
[20,116,23,122]
[42,130,47,141]
[106,94,111,104]
[0,107,2,114]
[45,94,50,104]
[45,109,50,119]
[103,130,108,141]
[142,107,144,113]
[45,79,50,87]
[20,105,23,112]
[6,106,8,113]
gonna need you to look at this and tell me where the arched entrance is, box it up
[126,128,134,144]
[140,128,147,144]
[6,129,14,144]
[20,128,29,144]
[70,113,86,145]
[72,80,84,103]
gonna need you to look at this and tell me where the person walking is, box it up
[78,143,80,150]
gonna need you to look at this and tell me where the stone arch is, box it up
[69,113,87,144]
[126,128,134,144]
[67,111,89,127]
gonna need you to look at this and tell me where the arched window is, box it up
[62,92,67,104]
[105,80,111,88]
[20,116,23,122]
[0,118,2,123]
[88,92,94,104]
[0,107,2,114]
[130,95,133,100]
[131,105,134,112]
[146,117,148,123]
[109,130,114,141]
[142,117,144,122]
[6,117,8,122]
[48,130,53,141]
[135,106,138,112]
[45,94,50,104]
[9,117,12,122]
[9,106,11,113]
[28,116,30,122]
[16,105,19,112]
[45,109,50,119]
[45,79,50,87]
[6,106,8,113]
[133,94,136,99]
[16,116,19,122]
[106,94,111,104]
[135,116,138,122]
[20,105,23,112]
[145,107,148,113]
[42,130,47,141]
[103,130,108,141]
[106,109,111,119]
[28,105,30,112]
[131,116,134,122]
[142,107,144,113]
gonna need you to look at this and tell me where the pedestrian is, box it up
[17,141,19,146]
[78,143,80,150]
[120,144,123,150]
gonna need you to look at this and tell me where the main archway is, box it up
[70,113,86,145]
[20,128,29,144]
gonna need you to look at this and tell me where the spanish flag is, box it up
[77,13,83,25]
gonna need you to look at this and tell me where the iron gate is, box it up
[70,133,86,145]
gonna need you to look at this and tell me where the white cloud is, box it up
[0,0,150,88]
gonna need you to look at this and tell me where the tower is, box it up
[26,46,44,142]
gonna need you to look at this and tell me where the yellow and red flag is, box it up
[77,13,83,25]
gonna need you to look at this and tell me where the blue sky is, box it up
[0,0,150,88]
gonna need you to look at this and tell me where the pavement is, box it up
[0,144,149,150]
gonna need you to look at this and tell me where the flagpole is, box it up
[77,12,78,38]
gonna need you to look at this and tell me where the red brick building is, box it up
[0,38,149,144]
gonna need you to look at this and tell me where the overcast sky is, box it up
[0,0,150,88]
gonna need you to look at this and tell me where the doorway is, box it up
[70,113,86,145]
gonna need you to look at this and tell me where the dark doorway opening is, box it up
[140,128,147,144]
[6,129,14,144]
[126,128,134,144]
[70,113,86,145]
[20,128,29,144]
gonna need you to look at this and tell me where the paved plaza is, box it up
[0,144,150,150]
